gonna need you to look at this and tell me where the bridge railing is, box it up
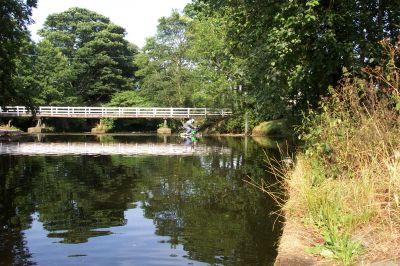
[0,106,232,118]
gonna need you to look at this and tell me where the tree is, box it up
[0,0,37,107]
[135,11,196,107]
[32,40,76,106]
[39,8,138,105]
[185,8,244,108]
[193,0,400,120]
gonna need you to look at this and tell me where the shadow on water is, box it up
[0,134,289,265]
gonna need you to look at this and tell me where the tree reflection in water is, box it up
[0,136,286,265]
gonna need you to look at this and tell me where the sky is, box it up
[28,0,191,48]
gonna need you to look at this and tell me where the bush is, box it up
[92,118,114,133]
[252,119,290,136]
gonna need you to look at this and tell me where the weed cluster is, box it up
[93,118,115,133]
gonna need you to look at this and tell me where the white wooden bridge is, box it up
[0,106,232,119]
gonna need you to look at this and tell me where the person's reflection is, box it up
[35,133,44,142]
[183,136,198,148]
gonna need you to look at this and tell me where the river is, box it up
[0,134,285,265]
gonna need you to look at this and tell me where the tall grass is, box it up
[278,38,400,264]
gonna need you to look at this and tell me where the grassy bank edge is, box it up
[274,38,400,265]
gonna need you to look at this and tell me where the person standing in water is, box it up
[183,118,196,135]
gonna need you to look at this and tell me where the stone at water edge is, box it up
[157,127,172,135]
[27,127,53,133]
[91,128,107,134]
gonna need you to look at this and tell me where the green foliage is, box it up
[107,90,153,107]
[98,118,114,131]
[0,0,37,107]
[304,180,365,265]
[193,0,400,120]
[32,40,77,106]
[135,10,240,111]
[12,39,41,109]
[4,0,399,135]
[135,12,195,106]
[0,124,21,132]
[39,7,138,105]
[185,13,241,108]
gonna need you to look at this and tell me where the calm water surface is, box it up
[0,134,284,265]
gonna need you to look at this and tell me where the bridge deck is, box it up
[0,106,232,119]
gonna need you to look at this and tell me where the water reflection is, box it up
[0,142,231,156]
[0,135,285,265]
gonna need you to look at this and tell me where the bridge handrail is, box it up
[0,106,232,118]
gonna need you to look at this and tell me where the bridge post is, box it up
[36,118,42,127]
[28,118,52,133]
[157,119,171,135]
[244,112,249,135]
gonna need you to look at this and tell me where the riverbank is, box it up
[276,155,400,265]
[274,56,400,264]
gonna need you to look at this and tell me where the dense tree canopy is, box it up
[0,0,37,107]
[192,0,400,119]
[32,40,76,106]
[135,11,195,106]
[39,7,138,105]
[134,10,240,110]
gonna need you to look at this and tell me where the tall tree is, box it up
[135,11,196,107]
[0,0,37,107]
[39,8,138,105]
[185,7,244,108]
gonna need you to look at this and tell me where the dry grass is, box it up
[270,38,400,265]
[0,124,20,131]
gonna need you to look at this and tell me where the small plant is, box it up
[92,118,114,133]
